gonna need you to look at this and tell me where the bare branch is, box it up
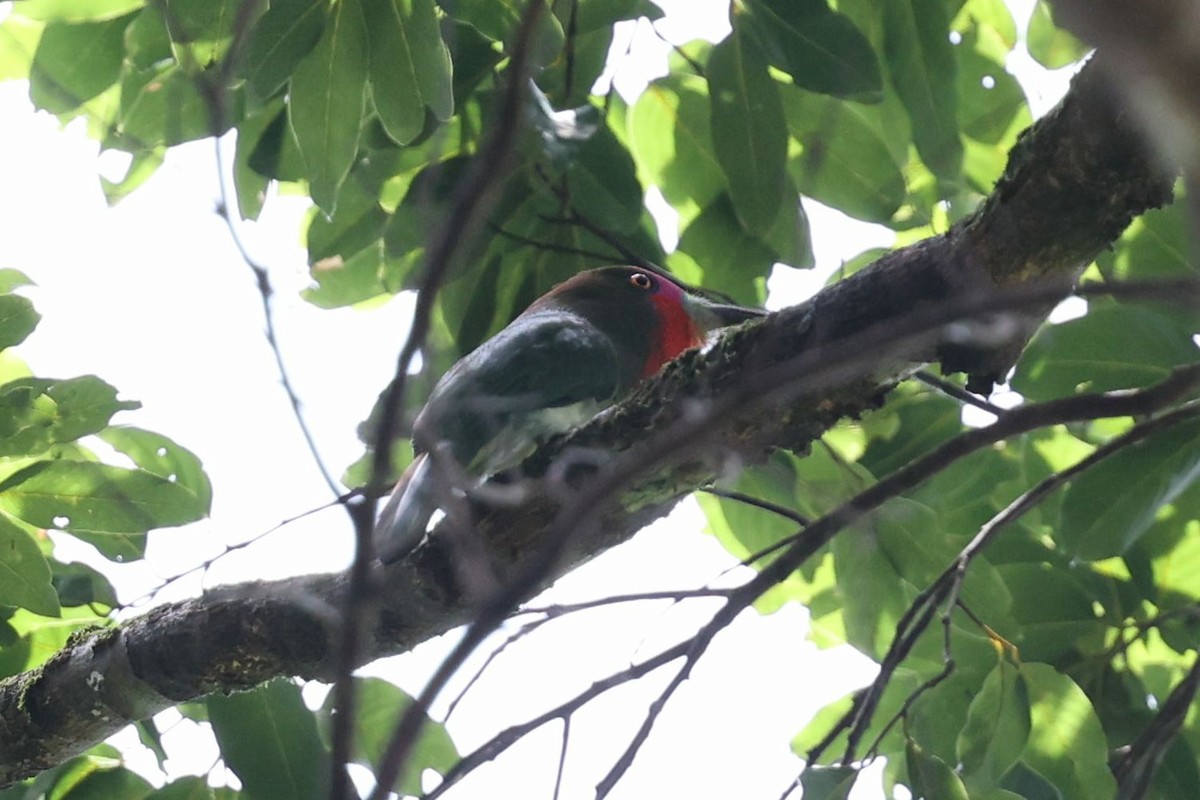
[1114,659,1200,800]
[913,370,1008,417]
[422,641,690,800]
[701,487,812,527]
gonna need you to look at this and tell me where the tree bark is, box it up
[0,57,1174,787]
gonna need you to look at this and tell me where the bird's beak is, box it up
[684,293,767,332]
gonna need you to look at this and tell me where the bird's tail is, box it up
[374,452,436,563]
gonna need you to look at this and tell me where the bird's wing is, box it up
[414,311,621,469]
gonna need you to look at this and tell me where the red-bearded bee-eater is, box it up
[375,266,765,563]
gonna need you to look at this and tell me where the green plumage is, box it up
[375,266,763,562]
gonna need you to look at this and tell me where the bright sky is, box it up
[0,0,1071,797]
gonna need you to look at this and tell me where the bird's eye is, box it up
[629,272,654,290]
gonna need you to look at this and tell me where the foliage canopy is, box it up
[0,0,1198,798]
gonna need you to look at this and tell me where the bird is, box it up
[374,265,764,563]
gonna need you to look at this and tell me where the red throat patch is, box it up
[641,292,705,378]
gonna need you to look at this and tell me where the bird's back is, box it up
[412,309,623,474]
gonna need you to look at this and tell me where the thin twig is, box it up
[443,622,546,722]
[595,640,707,798]
[422,642,689,799]
[648,19,706,78]
[552,717,571,800]
[862,568,964,762]
[519,587,733,617]
[175,0,341,498]
[914,370,1008,417]
[540,207,659,270]
[212,152,344,499]
[1115,659,1200,800]
[487,221,624,263]
[701,487,812,527]
[118,493,358,611]
[443,587,730,721]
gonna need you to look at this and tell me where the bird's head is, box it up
[532,266,764,386]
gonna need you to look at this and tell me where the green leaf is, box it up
[98,426,212,514]
[524,2,568,67]
[241,0,329,104]
[160,0,243,67]
[11,0,145,22]
[51,559,119,608]
[566,122,643,233]
[248,105,307,182]
[0,376,138,458]
[365,0,454,145]
[0,272,34,294]
[1026,0,1089,70]
[50,763,154,800]
[875,498,1013,623]
[100,148,165,205]
[831,519,911,658]
[123,7,172,70]
[1020,663,1117,800]
[232,105,275,221]
[627,75,725,214]
[0,295,41,350]
[382,156,468,260]
[701,452,808,559]
[134,718,169,773]
[1060,418,1200,560]
[951,0,1017,51]
[707,27,788,236]
[307,181,389,266]
[1101,204,1199,281]
[957,661,1032,793]
[861,389,963,477]
[303,242,391,308]
[676,194,776,305]
[908,443,1024,548]
[144,777,214,800]
[781,85,905,223]
[0,515,59,616]
[955,26,1029,146]
[996,563,1100,662]
[1012,306,1200,401]
[208,680,329,800]
[882,0,962,180]
[740,0,881,99]
[538,20,614,105]
[289,0,369,212]
[1142,517,1200,635]
[0,15,42,81]
[0,605,109,679]
[907,739,970,800]
[28,13,132,115]
[318,677,458,796]
[0,460,207,536]
[798,765,858,799]
[112,64,229,150]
